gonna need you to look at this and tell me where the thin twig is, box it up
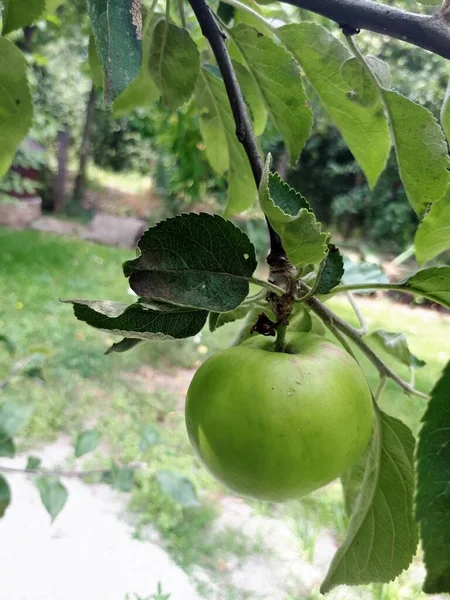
[280,0,450,60]
[0,356,34,391]
[299,284,429,399]
[346,292,369,335]
[178,0,187,27]
[374,376,386,401]
[0,465,109,478]
[324,320,357,359]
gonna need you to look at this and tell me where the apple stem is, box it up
[275,323,288,352]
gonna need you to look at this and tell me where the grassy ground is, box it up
[0,228,449,600]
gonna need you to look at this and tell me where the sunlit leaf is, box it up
[196,67,255,215]
[322,409,418,591]
[75,430,100,458]
[415,187,450,264]
[148,18,199,108]
[278,23,390,188]
[232,60,267,136]
[230,24,312,163]
[0,38,33,177]
[2,0,46,33]
[367,330,425,369]
[399,267,450,309]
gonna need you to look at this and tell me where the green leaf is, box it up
[382,90,450,215]
[209,304,254,332]
[367,330,425,369]
[123,213,257,312]
[342,256,388,290]
[341,444,371,517]
[36,476,68,522]
[75,430,100,458]
[0,400,33,437]
[156,470,200,508]
[416,361,450,593]
[232,60,267,136]
[103,462,134,491]
[113,10,160,115]
[229,24,312,164]
[26,456,42,471]
[148,19,199,109]
[259,158,328,269]
[415,187,450,264]
[196,67,256,215]
[441,80,450,144]
[399,267,450,309]
[88,0,142,104]
[0,38,33,178]
[0,334,15,356]
[66,299,208,340]
[2,0,46,33]
[340,56,391,107]
[139,424,162,451]
[0,435,15,458]
[278,23,390,188]
[88,34,104,88]
[321,409,418,592]
[289,305,312,333]
[105,337,143,354]
[316,244,344,294]
[0,475,11,519]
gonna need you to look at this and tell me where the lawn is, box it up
[0,227,449,600]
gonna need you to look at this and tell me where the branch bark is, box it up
[280,0,450,60]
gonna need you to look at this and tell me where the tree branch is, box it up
[280,0,450,60]
[187,0,286,262]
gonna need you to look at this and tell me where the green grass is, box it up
[1,227,449,600]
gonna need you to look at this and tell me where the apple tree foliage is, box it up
[1,0,450,593]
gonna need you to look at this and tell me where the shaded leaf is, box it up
[105,337,143,355]
[0,435,15,458]
[113,9,160,115]
[36,476,68,522]
[259,158,327,268]
[340,56,390,107]
[0,334,15,356]
[367,330,425,369]
[341,443,371,517]
[232,60,267,136]
[0,38,33,177]
[209,304,253,332]
[26,456,42,471]
[321,409,418,591]
[415,187,450,264]
[382,90,450,215]
[75,430,100,458]
[342,256,388,291]
[0,475,11,519]
[148,19,199,109]
[2,0,46,33]
[89,0,142,104]
[400,267,450,309]
[289,306,312,333]
[124,213,257,312]
[156,470,200,508]
[0,400,33,437]
[316,245,344,294]
[196,67,256,215]
[66,299,208,341]
[278,23,390,188]
[416,361,450,593]
[230,24,312,163]
[102,462,134,491]
[139,425,162,451]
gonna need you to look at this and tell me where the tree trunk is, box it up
[53,128,70,214]
[72,85,97,209]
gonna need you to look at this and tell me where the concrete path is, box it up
[0,443,202,600]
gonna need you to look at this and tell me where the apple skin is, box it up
[185,332,373,502]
